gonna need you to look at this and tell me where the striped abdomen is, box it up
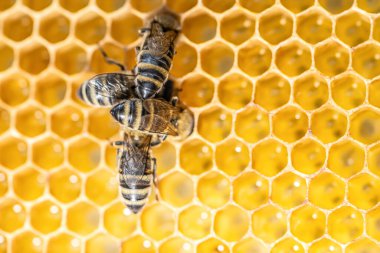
[119,173,152,214]
[135,46,175,99]
[77,82,118,107]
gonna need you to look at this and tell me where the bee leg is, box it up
[170,96,178,106]
[97,43,126,71]
[152,157,159,201]
[138,28,151,35]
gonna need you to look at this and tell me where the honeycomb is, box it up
[0,0,380,252]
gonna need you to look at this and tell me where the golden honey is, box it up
[0,1,379,252]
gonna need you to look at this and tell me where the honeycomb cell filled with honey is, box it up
[0,1,379,252]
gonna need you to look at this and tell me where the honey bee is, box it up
[134,12,180,99]
[112,132,156,214]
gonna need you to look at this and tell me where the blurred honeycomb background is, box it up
[0,0,380,252]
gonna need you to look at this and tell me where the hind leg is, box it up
[98,44,126,71]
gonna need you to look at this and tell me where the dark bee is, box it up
[134,12,180,99]
[110,98,180,136]
[112,133,156,214]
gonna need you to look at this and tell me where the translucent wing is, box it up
[140,114,178,136]
[83,73,134,99]
[143,99,179,119]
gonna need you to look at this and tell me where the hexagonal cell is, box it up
[30,200,62,234]
[85,169,118,205]
[290,204,326,243]
[352,43,380,79]
[0,0,15,10]
[0,198,26,232]
[111,12,142,44]
[368,143,380,176]
[197,106,232,143]
[0,171,8,197]
[254,72,290,111]
[233,172,269,210]
[232,238,268,253]
[59,0,88,12]
[350,108,380,145]
[291,138,326,174]
[178,205,211,239]
[51,105,84,139]
[294,73,329,110]
[179,74,214,107]
[218,74,252,110]
[179,139,213,175]
[272,172,306,209]
[55,44,87,75]
[331,73,366,110]
[348,173,380,210]
[235,106,269,144]
[151,141,176,175]
[273,106,308,143]
[35,73,66,108]
[183,12,217,44]
[0,136,27,170]
[280,0,313,13]
[49,168,81,203]
[11,231,43,253]
[197,171,230,208]
[32,137,63,171]
[104,202,137,238]
[171,42,197,78]
[252,138,288,177]
[271,237,305,253]
[318,0,353,14]
[201,42,234,77]
[88,108,119,139]
[275,40,312,77]
[357,0,380,13]
[19,43,50,75]
[251,205,287,243]
[75,11,106,44]
[314,40,349,77]
[369,79,380,108]
[39,12,70,43]
[47,233,81,253]
[67,201,100,235]
[3,12,33,41]
[15,105,46,137]
[96,0,126,12]
[141,203,175,241]
[259,8,293,45]
[0,108,10,136]
[240,0,274,13]
[85,233,119,253]
[0,74,30,106]
[0,42,14,72]
[310,106,347,143]
[346,238,380,253]
[166,0,196,13]
[327,206,363,243]
[336,11,370,47]
[13,167,46,201]
[159,237,193,253]
[68,137,101,172]
[91,42,132,73]
[23,0,51,10]
[296,9,332,45]
[328,139,364,178]
[367,206,380,241]
[215,138,249,176]
[238,40,272,77]
[220,10,255,45]
[309,238,342,253]
[130,0,162,12]
[121,235,156,253]
[203,0,234,12]
[197,238,229,253]
[309,172,345,210]
[158,171,194,207]
[215,205,249,242]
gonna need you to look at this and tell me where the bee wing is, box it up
[143,99,180,119]
[83,73,134,99]
[140,114,178,136]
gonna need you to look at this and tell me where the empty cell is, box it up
[23,0,51,10]
[203,0,234,12]
[240,0,275,13]
[0,136,28,170]
[88,108,119,139]
[218,73,252,110]
[346,238,380,253]
[200,42,234,77]
[46,233,81,253]
[67,201,100,235]
[159,237,193,253]
[235,106,270,143]
[32,137,64,170]
[348,173,380,210]
[166,0,197,13]
[0,43,13,72]
[238,40,272,77]
[271,238,305,253]
[220,10,255,45]
[336,11,370,47]
[151,141,177,175]
[55,44,87,75]
[352,43,380,79]
[350,108,380,145]
[130,0,162,12]
[0,198,26,232]
[20,43,50,75]
[111,12,142,44]
[280,0,314,13]
[85,169,118,205]
[318,0,353,14]
[179,139,213,175]
[104,202,137,238]
[197,238,229,253]
[171,42,197,78]
[232,238,268,253]
[3,12,33,42]
[96,0,126,12]
[15,106,46,137]
[51,105,84,139]
[141,203,175,241]
[49,168,81,203]
[331,73,366,110]
[259,8,293,45]
[158,171,194,207]
[197,106,232,143]
[179,74,214,107]
[179,205,211,239]
[68,138,101,172]
[75,12,106,44]
[314,40,349,77]
[309,238,342,253]
[85,233,119,253]
[357,0,380,13]
[291,138,326,174]
[59,0,88,12]
[197,171,230,208]
[39,12,70,43]
[215,138,250,176]
[30,200,62,234]
[121,235,156,253]
[297,9,332,45]
[214,205,249,242]
[0,0,15,10]
[11,231,43,253]
[183,12,217,44]
[0,74,30,106]
[13,167,46,201]
[272,172,307,209]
